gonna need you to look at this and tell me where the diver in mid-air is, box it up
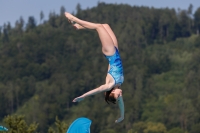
[65,12,124,123]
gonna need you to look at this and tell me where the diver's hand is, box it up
[72,96,84,102]
[115,116,124,123]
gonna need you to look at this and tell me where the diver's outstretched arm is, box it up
[115,96,124,123]
[73,83,114,102]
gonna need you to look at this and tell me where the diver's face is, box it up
[111,88,122,99]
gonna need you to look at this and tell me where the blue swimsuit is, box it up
[104,47,124,85]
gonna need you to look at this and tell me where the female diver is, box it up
[65,12,124,123]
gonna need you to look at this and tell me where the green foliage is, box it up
[3,115,38,133]
[144,122,167,133]
[131,121,147,133]
[190,123,200,133]
[167,127,184,133]
[130,121,167,133]
[0,2,200,133]
[99,129,116,133]
[194,7,200,31]
[48,116,68,133]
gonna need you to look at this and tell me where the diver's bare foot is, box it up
[65,12,84,30]
[65,12,75,22]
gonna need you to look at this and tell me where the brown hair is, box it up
[105,88,116,104]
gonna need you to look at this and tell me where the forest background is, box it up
[0,2,200,133]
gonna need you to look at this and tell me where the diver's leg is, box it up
[65,12,115,55]
[102,24,119,49]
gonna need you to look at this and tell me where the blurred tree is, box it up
[194,7,200,35]
[131,121,147,133]
[187,4,193,15]
[76,3,82,14]
[26,16,36,31]
[144,122,167,133]
[40,11,44,24]
[0,26,2,37]
[48,11,57,27]
[167,127,184,133]
[99,129,116,133]
[60,6,65,16]
[190,123,200,133]
[3,115,38,133]
[177,10,191,37]
[144,46,171,74]
[14,16,24,36]
[48,116,68,133]
[2,24,9,43]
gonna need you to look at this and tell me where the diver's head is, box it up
[104,87,122,104]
